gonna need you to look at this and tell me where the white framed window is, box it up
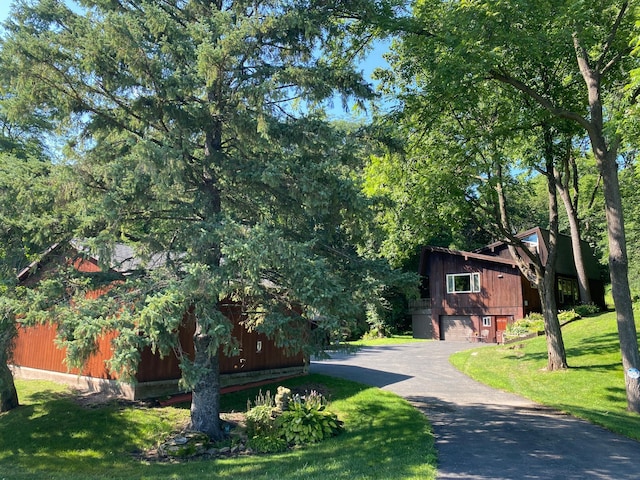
[482,316,492,327]
[446,272,481,293]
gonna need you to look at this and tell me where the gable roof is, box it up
[476,227,602,279]
[422,245,519,267]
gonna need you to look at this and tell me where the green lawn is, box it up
[450,310,640,440]
[0,374,436,480]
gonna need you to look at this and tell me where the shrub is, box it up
[278,391,343,446]
[507,313,544,336]
[247,433,288,454]
[245,387,343,451]
[246,390,277,438]
[574,303,601,317]
[558,309,580,323]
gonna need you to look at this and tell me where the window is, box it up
[558,278,579,304]
[446,273,481,293]
[521,233,539,252]
[482,316,492,327]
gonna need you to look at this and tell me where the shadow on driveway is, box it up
[311,343,640,480]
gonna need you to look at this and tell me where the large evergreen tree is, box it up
[0,0,408,436]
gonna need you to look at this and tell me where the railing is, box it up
[408,298,431,310]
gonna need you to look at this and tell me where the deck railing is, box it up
[408,298,431,310]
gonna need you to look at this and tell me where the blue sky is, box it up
[0,3,9,23]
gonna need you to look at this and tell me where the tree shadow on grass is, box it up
[0,389,168,475]
[565,332,621,358]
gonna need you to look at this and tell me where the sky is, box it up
[0,3,9,24]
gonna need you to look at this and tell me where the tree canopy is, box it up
[0,0,413,432]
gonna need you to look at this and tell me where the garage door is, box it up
[440,315,473,341]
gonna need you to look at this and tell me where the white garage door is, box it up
[440,315,473,341]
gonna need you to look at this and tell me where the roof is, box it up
[17,240,179,283]
[423,245,519,267]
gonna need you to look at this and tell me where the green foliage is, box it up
[278,391,343,446]
[246,404,278,439]
[507,313,545,336]
[574,303,601,317]
[245,387,343,450]
[558,310,580,323]
[246,433,289,454]
[0,0,419,434]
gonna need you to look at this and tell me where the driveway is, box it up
[310,341,640,480]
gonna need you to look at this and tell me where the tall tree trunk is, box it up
[538,269,568,370]
[541,147,567,370]
[556,149,592,305]
[0,361,19,412]
[597,146,640,412]
[187,78,226,436]
[190,327,224,440]
[574,30,640,413]
[496,157,567,370]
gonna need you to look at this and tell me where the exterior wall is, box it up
[419,251,525,342]
[12,249,306,398]
[10,303,306,398]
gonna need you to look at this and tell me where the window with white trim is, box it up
[482,316,492,327]
[446,272,481,293]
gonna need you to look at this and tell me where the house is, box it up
[411,227,605,343]
[10,243,307,399]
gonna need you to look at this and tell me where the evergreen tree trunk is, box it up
[190,327,223,440]
[0,361,18,412]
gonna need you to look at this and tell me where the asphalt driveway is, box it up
[310,341,640,480]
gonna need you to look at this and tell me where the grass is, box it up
[450,310,640,440]
[0,374,436,480]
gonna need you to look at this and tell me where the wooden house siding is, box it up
[12,323,117,379]
[419,249,525,341]
[11,244,306,398]
[12,305,304,386]
[413,228,606,343]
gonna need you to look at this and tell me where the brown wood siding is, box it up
[135,304,305,382]
[13,304,305,383]
[429,251,524,315]
[12,323,117,379]
[427,251,526,340]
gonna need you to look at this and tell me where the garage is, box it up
[439,315,474,341]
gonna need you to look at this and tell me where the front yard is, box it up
[0,374,437,479]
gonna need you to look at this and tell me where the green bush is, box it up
[246,390,277,438]
[278,392,343,446]
[558,309,580,323]
[245,388,343,450]
[574,303,601,317]
[507,313,545,336]
[247,433,288,454]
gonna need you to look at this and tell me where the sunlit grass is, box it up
[0,374,436,479]
[450,311,640,440]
